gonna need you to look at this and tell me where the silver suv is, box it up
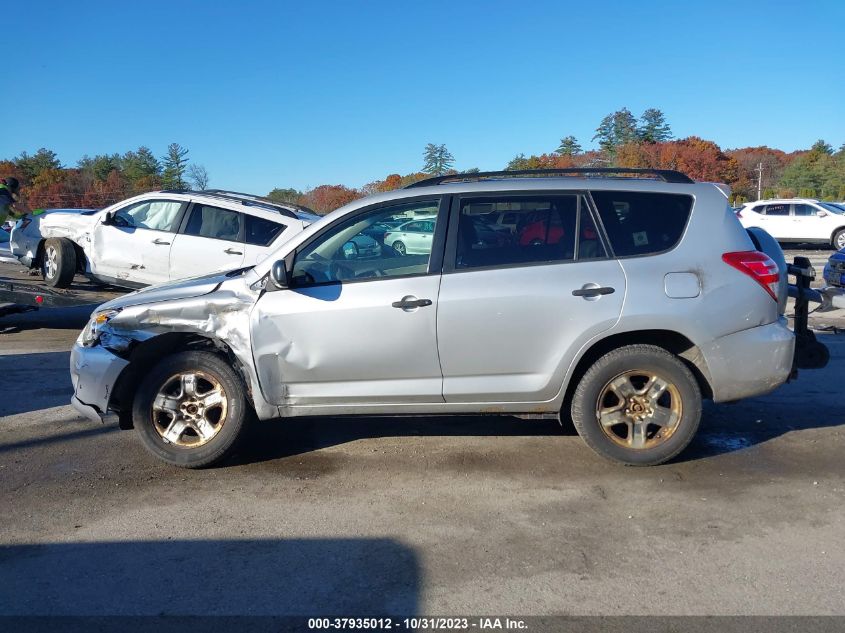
[70,169,803,468]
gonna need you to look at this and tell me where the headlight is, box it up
[80,309,121,347]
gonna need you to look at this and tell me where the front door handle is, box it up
[572,285,615,298]
[225,248,243,255]
[392,296,433,309]
[152,238,171,245]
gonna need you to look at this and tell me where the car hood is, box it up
[97,267,259,311]
[38,209,100,239]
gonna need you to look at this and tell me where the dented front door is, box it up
[250,275,444,407]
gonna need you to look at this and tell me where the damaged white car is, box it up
[10,190,319,289]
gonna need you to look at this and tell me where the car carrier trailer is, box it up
[0,262,124,317]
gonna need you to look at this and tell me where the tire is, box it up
[393,240,407,256]
[41,238,76,288]
[570,344,702,466]
[133,351,249,468]
[832,229,845,251]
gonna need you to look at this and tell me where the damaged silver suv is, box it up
[71,168,810,468]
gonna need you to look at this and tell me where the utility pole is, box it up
[754,162,764,200]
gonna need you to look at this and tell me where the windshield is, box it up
[821,202,845,214]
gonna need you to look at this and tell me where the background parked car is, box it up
[10,190,319,289]
[823,247,845,288]
[383,217,436,255]
[737,198,845,249]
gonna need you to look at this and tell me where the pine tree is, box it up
[638,109,672,143]
[422,143,455,175]
[555,136,582,156]
[161,143,189,189]
[593,108,638,153]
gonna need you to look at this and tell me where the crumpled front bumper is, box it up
[70,342,129,423]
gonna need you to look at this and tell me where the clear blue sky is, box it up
[3,0,843,194]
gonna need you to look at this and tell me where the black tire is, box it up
[570,344,702,466]
[41,238,76,288]
[133,351,249,468]
[832,228,845,251]
[393,240,407,256]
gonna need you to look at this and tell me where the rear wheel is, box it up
[133,351,249,468]
[833,229,845,250]
[570,344,702,466]
[41,238,76,288]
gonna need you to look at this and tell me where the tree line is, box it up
[0,143,208,210]
[3,108,844,215]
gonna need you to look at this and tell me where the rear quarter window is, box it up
[245,215,286,246]
[590,191,693,257]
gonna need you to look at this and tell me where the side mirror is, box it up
[101,210,115,226]
[271,259,290,289]
[817,210,828,218]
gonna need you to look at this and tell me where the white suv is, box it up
[11,190,319,289]
[737,198,845,249]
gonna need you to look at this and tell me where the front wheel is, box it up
[41,238,76,288]
[393,240,407,256]
[133,351,249,468]
[570,344,702,466]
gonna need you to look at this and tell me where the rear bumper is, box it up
[701,317,795,403]
[70,343,129,422]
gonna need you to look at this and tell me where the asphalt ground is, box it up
[1,252,844,619]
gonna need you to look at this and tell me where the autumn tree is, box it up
[422,143,454,175]
[161,143,189,189]
[299,185,361,214]
[555,136,582,156]
[638,109,672,143]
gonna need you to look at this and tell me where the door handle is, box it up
[392,297,433,309]
[224,248,243,255]
[572,285,615,297]
[152,238,171,245]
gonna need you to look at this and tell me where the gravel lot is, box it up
[1,252,844,617]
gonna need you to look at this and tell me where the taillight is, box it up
[19,218,32,230]
[722,250,779,301]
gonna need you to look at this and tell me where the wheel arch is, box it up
[109,332,256,429]
[562,329,714,415]
[830,226,845,247]
[35,237,87,273]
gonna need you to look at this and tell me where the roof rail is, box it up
[159,188,318,220]
[404,168,695,189]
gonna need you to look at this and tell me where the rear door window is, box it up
[762,203,789,216]
[455,195,599,269]
[184,204,243,241]
[245,215,287,246]
[590,191,693,257]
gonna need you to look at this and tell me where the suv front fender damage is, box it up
[93,281,280,423]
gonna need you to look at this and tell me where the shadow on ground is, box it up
[0,351,73,417]
[0,538,419,616]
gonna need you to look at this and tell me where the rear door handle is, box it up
[572,285,615,297]
[152,238,171,245]
[392,297,433,309]
[225,248,243,255]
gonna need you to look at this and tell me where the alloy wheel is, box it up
[595,369,683,450]
[44,245,58,279]
[151,371,228,447]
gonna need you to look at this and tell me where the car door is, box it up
[251,197,446,406]
[169,203,246,280]
[791,203,827,241]
[89,199,186,285]
[754,203,792,240]
[436,192,625,403]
